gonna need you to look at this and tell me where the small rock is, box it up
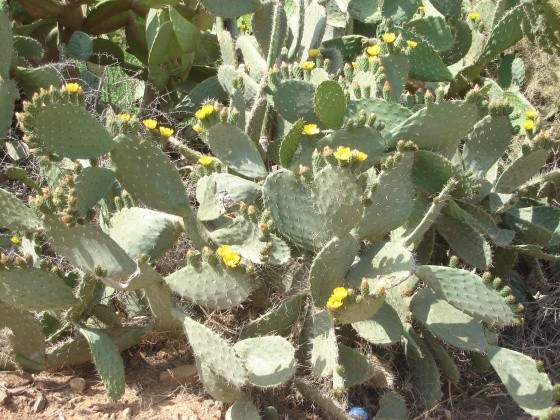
[109,414,116,420]
[159,365,198,385]
[0,387,9,405]
[32,394,47,413]
[123,407,132,419]
[0,371,33,388]
[69,377,87,394]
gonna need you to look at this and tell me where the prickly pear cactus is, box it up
[1,0,559,417]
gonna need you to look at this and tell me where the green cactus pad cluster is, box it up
[0,0,558,415]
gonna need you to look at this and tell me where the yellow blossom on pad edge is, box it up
[332,287,348,300]
[406,40,418,48]
[308,49,320,58]
[64,83,81,93]
[198,156,213,166]
[216,245,241,267]
[334,146,352,161]
[522,119,535,131]
[195,104,215,120]
[117,113,131,122]
[159,126,174,137]
[302,124,320,135]
[366,45,381,56]
[222,252,241,267]
[525,110,537,119]
[192,124,202,134]
[327,295,343,310]
[468,12,479,21]
[217,245,234,258]
[10,236,20,245]
[382,33,396,44]
[300,61,315,70]
[354,150,368,162]
[143,119,157,129]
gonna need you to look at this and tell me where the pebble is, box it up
[69,377,86,394]
[32,394,47,413]
[0,388,8,405]
[123,407,132,419]
[159,365,198,385]
[0,371,33,388]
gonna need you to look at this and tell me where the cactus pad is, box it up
[73,167,116,215]
[76,325,125,401]
[108,207,182,261]
[207,123,267,179]
[488,345,556,417]
[233,336,296,388]
[386,101,478,157]
[415,265,516,325]
[337,344,375,389]
[351,302,403,345]
[0,303,46,372]
[311,310,338,378]
[273,80,319,123]
[0,188,42,231]
[411,288,488,351]
[226,395,261,420]
[0,267,78,311]
[310,235,360,308]
[182,316,246,386]
[240,294,306,339]
[110,134,191,217]
[355,153,415,239]
[18,88,116,159]
[314,80,346,129]
[44,216,138,286]
[262,169,329,251]
[165,260,254,309]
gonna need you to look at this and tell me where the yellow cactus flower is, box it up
[308,48,320,58]
[300,61,315,70]
[332,287,348,300]
[143,119,157,130]
[302,124,320,135]
[217,245,234,258]
[418,5,425,12]
[195,104,215,120]
[216,245,241,267]
[198,156,213,166]
[116,113,131,122]
[159,126,174,137]
[522,119,535,132]
[351,62,357,69]
[10,236,20,246]
[354,150,368,162]
[238,22,247,30]
[468,12,479,21]
[525,110,537,119]
[382,33,397,44]
[222,252,241,268]
[366,45,381,57]
[406,40,418,49]
[327,295,343,310]
[333,146,352,161]
[64,82,81,93]
[193,124,202,134]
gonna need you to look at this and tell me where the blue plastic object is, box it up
[348,406,370,420]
